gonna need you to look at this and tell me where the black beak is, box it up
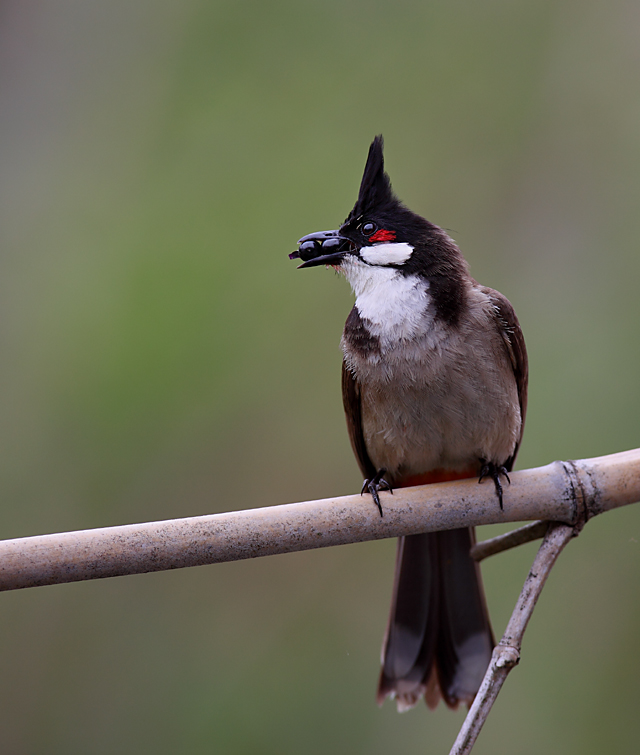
[289,230,355,268]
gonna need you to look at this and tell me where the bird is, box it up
[289,136,528,711]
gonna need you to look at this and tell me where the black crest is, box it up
[346,136,402,222]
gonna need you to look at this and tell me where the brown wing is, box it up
[482,286,529,471]
[341,361,377,480]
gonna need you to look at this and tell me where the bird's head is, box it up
[290,136,456,278]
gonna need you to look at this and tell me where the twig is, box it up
[449,522,577,755]
[0,448,637,592]
[470,520,549,561]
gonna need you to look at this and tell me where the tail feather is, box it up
[377,528,494,711]
[436,528,494,707]
[376,532,439,709]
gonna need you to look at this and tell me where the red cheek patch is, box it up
[369,229,396,243]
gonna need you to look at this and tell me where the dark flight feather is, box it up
[341,360,376,481]
[482,286,529,471]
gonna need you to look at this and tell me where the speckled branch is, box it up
[0,448,637,592]
[470,520,550,561]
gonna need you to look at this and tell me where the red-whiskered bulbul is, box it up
[289,136,528,711]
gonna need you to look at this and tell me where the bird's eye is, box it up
[362,222,377,236]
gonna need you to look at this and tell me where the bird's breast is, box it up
[341,291,521,482]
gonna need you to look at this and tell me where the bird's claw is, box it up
[361,468,393,517]
[479,462,510,510]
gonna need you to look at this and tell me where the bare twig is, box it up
[449,522,577,755]
[0,448,637,592]
[470,520,549,561]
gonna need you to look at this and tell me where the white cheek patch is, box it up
[360,242,414,266]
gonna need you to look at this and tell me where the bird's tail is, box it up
[376,477,494,711]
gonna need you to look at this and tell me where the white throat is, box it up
[340,256,430,342]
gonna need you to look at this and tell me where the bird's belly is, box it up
[359,369,519,483]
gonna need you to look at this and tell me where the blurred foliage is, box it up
[0,1,639,752]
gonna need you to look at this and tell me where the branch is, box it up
[449,522,577,755]
[470,520,549,561]
[0,448,638,592]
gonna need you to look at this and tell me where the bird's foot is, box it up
[361,468,393,517]
[479,461,510,510]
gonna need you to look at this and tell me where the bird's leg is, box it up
[361,468,393,517]
[479,461,511,510]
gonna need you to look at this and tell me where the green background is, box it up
[1,1,639,752]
